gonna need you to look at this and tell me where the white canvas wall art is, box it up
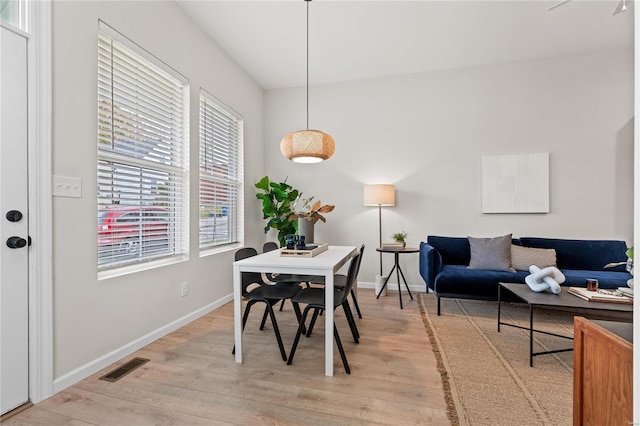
[481,153,549,213]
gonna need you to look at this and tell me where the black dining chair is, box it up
[232,247,304,361]
[262,241,279,253]
[309,244,365,320]
[287,248,363,374]
[305,245,364,340]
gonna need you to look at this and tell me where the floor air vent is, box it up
[99,357,150,382]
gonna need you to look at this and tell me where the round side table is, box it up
[375,247,419,309]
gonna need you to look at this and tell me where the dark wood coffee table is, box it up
[498,282,633,366]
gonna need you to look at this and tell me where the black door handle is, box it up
[6,210,23,222]
[6,236,27,249]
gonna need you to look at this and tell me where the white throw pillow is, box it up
[511,245,557,271]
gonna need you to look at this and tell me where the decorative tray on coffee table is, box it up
[280,243,328,258]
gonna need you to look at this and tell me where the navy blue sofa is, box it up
[419,236,632,315]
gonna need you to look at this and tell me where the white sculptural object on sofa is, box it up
[525,265,565,294]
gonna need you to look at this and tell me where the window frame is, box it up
[96,21,189,276]
[198,89,243,253]
[0,0,28,32]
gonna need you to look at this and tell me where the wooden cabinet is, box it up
[573,317,633,426]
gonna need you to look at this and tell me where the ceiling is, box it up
[177,1,634,90]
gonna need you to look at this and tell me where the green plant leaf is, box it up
[273,187,289,202]
[262,199,276,216]
[392,230,408,242]
[280,199,291,212]
[255,176,270,191]
[255,193,270,202]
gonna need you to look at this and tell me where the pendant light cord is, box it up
[306,0,310,130]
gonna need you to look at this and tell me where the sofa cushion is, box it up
[468,234,515,272]
[433,266,630,296]
[561,269,631,290]
[511,245,557,271]
[434,265,526,297]
[427,236,471,266]
[520,237,629,272]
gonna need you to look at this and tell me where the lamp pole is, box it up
[378,204,383,275]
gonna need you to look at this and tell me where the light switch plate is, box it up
[53,175,82,198]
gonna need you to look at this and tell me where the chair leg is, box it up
[306,308,320,338]
[279,299,286,311]
[342,301,359,343]
[243,300,256,328]
[264,302,288,361]
[334,324,351,374]
[259,305,269,330]
[291,301,307,336]
[287,306,313,366]
[350,289,362,319]
[343,301,360,341]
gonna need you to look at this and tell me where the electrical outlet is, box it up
[180,282,189,297]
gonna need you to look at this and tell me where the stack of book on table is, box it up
[382,242,405,250]
[280,243,328,258]
[617,286,634,298]
[568,286,633,304]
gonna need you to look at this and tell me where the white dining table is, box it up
[233,245,357,376]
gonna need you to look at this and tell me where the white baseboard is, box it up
[53,293,233,393]
[357,281,424,293]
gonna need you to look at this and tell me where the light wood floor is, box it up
[5,288,450,425]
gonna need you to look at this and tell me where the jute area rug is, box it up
[419,293,574,426]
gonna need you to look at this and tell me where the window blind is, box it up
[199,90,243,249]
[97,23,188,271]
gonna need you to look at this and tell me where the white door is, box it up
[0,26,30,415]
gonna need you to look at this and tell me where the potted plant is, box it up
[255,176,299,246]
[391,231,408,247]
[605,246,634,288]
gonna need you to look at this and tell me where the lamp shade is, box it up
[363,184,395,206]
[280,129,336,163]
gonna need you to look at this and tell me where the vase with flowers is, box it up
[289,195,334,243]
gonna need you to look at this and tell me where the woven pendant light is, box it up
[280,130,335,163]
[280,0,335,163]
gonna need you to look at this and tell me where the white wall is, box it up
[52,1,265,382]
[264,49,634,289]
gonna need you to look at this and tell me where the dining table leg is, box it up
[233,265,243,363]
[325,271,334,376]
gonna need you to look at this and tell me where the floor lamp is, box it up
[364,184,396,275]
